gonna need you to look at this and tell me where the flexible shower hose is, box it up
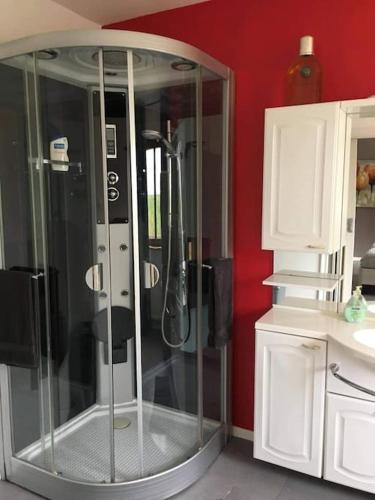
[161,153,190,348]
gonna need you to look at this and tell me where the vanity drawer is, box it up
[327,339,375,402]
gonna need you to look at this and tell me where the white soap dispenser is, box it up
[50,136,69,171]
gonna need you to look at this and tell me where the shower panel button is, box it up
[107,171,119,185]
[108,187,119,201]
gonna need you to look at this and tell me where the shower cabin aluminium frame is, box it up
[0,30,234,500]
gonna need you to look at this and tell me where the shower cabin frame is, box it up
[0,30,233,500]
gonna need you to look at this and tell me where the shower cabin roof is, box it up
[0,29,230,82]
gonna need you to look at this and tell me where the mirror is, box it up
[344,110,375,315]
[352,140,375,304]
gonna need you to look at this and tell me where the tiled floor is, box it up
[171,438,373,500]
[0,438,372,500]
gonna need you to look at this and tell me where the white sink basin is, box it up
[353,329,375,349]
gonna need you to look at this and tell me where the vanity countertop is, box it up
[256,306,375,363]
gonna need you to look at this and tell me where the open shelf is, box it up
[30,157,83,173]
[263,270,343,293]
[43,158,82,173]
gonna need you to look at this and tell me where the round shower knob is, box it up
[108,187,119,201]
[107,171,119,185]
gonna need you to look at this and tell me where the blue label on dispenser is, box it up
[54,143,65,149]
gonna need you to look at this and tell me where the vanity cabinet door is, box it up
[325,393,375,494]
[254,330,326,477]
[262,102,346,253]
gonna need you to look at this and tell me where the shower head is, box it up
[142,129,176,155]
[142,129,163,141]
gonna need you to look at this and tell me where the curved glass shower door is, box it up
[1,48,118,482]
[98,47,204,481]
[133,50,202,477]
[129,49,223,479]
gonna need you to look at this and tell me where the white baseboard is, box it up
[231,425,254,441]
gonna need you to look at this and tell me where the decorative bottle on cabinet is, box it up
[285,35,322,105]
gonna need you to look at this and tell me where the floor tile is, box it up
[0,480,43,499]
[171,438,287,500]
[277,471,373,500]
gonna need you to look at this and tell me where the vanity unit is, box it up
[255,99,375,495]
[255,308,375,493]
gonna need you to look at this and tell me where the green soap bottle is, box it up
[344,286,367,323]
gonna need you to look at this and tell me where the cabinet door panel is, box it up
[262,102,345,253]
[276,119,325,239]
[267,345,314,459]
[254,330,326,477]
[325,393,375,493]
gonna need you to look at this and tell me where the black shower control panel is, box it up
[93,91,129,224]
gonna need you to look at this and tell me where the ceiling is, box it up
[52,0,210,26]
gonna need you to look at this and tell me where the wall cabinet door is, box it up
[254,330,326,477]
[325,393,375,494]
[262,102,346,253]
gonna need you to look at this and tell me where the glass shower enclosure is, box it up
[0,30,232,500]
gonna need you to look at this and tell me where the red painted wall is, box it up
[106,0,375,430]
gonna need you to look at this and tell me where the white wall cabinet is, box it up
[254,330,326,477]
[325,393,375,494]
[262,102,346,253]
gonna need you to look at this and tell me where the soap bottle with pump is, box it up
[344,286,368,323]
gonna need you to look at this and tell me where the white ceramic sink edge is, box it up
[353,329,375,349]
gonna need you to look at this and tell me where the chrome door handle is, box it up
[85,263,103,292]
[302,343,321,350]
[329,363,375,397]
[144,262,160,289]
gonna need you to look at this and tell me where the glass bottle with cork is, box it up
[285,35,322,106]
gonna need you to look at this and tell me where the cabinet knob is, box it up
[306,244,326,250]
[302,343,321,350]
